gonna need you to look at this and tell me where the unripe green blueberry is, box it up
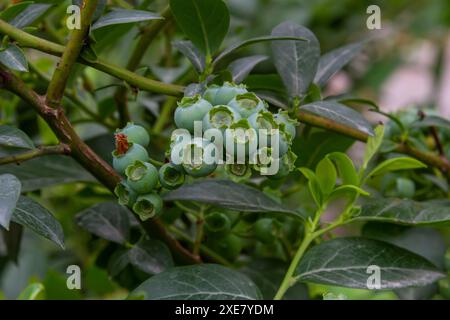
[202,105,241,131]
[174,94,212,133]
[125,160,158,194]
[117,123,150,147]
[248,110,289,158]
[207,234,242,261]
[254,218,277,244]
[204,212,232,237]
[225,163,252,181]
[224,119,258,162]
[114,181,138,207]
[269,150,297,180]
[181,138,218,177]
[274,110,298,141]
[395,177,415,198]
[132,193,163,221]
[203,82,248,106]
[159,163,185,190]
[228,92,266,118]
[251,147,277,176]
[112,143,149,175]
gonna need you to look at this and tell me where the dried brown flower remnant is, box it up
[115,133,130,155]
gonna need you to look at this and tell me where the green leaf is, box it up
[0,155,95,192]
[353,198,450,226]
[214,36,307,67]
[170,0,230,56]
[315,157,336,195]
[228,55,268,84]
[293,129,354,168]
[9,3,52,29]
[128,239,174,275]
[0,44,28,72]
[298,168,322,207]
[296,237,445,289]
[18,283,45,300]
[240,258,308,300]
[300,101,373,137]
[0,1,33,22]
[131,264,262,300]
[327,152,358,185]
[0,222,22,262]
[362,125,384,171]
[0,125,34,150]
[411,115,450,131]
[329,185,369,201]
[172,40,205,74]
[367,157,426,178]
[0,174,21,230]
[271,22,320,97]
[75,202,130,245]
[91,9,163,31]
[363,223,446,299]
[12,196,64,249]
[164,180,301,217]
[314,42,364,87]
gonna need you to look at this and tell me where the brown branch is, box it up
[0,144,70,165]
[0,67,199,265]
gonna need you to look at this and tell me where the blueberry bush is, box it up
[0,0,449,300]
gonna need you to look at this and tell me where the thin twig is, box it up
[0,144,70,165]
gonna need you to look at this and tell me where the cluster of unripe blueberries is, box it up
[171,82,298,179]
[111,82,298,224]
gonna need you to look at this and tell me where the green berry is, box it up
[202,105,241,131]
[181,138,218,177]
[269,150,297,180]
[174,94,212,133]
[159,163,185,190]
[274,110,297,141]
[112,143,149,175]
[114,181,138,207]
[395,177,415,198]
[207,234,242,261]
[228,92,266,118]
[204,212,232,237]
[254,218,277,244]
[125,160,158,194]
[132,193,163,221]
[203,82,248,106]
[117,123,150,147]
[224,119,258,161]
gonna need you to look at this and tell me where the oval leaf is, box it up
[18,283,45,300]
[367,157,426,178]
[170,0,230,56]
[91,9,163,31]
[12,196,64,249]
[172,40,205,74]
[299,101,374,137]
[0,155,95,192]
[76,202,130,244]
[314,42,364,87]
[0,125,34,150]
[271,22,320,97]
[128,239,174,275]
[353,198,450,226]
[411,115,450,131]
[131,264,262,300]
[296,237,445,289]
[315,157,337,195]
[163,180,301,217]
[0,174,21,230]
[0,44,28,72]
[9,3,52,29]
[228,55,268,84]
[327,152,358,185]
[213,35,307,67]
